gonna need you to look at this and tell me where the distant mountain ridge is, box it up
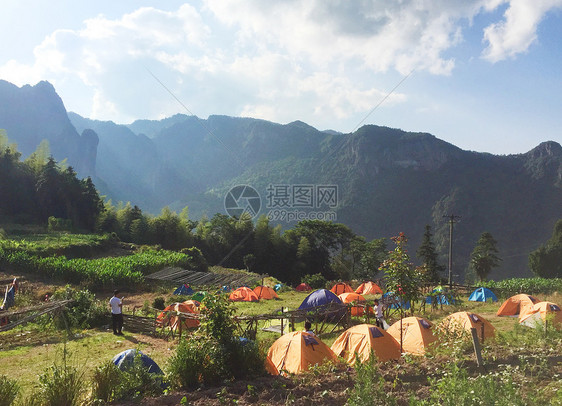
[1,80,561,280]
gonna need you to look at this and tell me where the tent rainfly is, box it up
[331,324,400,365]
[387,317,438,355]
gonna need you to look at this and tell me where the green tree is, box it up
[416,225,445,283]
[379,233,422,310]
[469,232,501,282]
[529,219,562,278]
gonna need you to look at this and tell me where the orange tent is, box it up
[253,286,279,300]
[330,282,354,295]
[338,292,370,316]
[266,331,338,375]
[519,301,562,329]
[331,324,400,365]
[355,282,383,295]
[496,294,539,316]
[156,301,200,330]
[229,287,259,302]
[387,317,438,355]
[296,283,312,292]
[440,311,496,341]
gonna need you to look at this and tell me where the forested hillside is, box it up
[1,80,561,280]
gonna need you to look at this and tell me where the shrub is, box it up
[411,363,526,405]
[347,353,396,406]
[152,297,165,310]
[36,362,85,406]
[91,356,165,402]
[50,286,107,329]
[167,293,265,389]
[302,273,327,289]
[0,375,19,406]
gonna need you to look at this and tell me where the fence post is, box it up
[470,327,484,368]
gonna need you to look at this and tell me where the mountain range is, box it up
[1,80,561,281]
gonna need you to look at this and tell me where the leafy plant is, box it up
[36,359,85,406]
[0,375,19,406]
[346,352,396,406]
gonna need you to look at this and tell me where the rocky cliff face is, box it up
[0,80,97,177]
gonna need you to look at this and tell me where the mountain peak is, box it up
[526,141,562,158]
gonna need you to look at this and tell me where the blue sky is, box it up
[0,0,560,154]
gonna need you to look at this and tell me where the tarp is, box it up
[266,331,337,375]
[253,286,279,300]
[229,287,259,302]
[387,317,438,355]
[469,287,498,303]
[295,283,312,292]
[112,349,164,375]
[440,311,496,340]
[338,292,370,316]
[496,294,539,316]
[330,282,354,296]
[331,324,400,365]
[355,281,383,295]
[156,301,200,330]
[298,289,342,311]
[519,301,562,329]
[173,284,194,296]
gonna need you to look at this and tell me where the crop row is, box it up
[0,248,192,289]
[481,277,562,296]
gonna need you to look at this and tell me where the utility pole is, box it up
[443,214,461,288]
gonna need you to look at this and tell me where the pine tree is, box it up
[417,225,445,283]
[469,232,501,282]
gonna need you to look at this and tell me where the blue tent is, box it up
[298,289,342,311]
[221,285,232,292]
[173,284,194,296]
[112,349,164,375]
[382,292,411,310]
[425,294,454,305]
[469,287,498,303]
[274,283,284,292]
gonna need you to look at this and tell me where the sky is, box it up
[0,0,561,155]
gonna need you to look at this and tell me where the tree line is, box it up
[2,130,559,282]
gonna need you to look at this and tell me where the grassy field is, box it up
[1,270,561,405]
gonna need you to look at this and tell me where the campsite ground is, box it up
[1,271,561,404]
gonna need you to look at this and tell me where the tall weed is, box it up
[0,375,19,406]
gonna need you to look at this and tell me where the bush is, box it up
[0,375,19,406]
[302,273,327,289]
[167,293,265,389]
[411,363,526,405]
[36,362,85,406]
[152,297,165,310]
[91,357,165,402]
[50,286,107,329]
[347,353,396,406]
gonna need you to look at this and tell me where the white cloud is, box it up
[482,0,562,62]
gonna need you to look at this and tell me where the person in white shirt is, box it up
[109,290,124,335]
[373,299,385,329]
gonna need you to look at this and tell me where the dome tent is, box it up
[330,282,354,296]
[338,292,370,316]
[331,324,400,365]
[229,286,259,302]
[296,283,312,292]
[156,301,200,330]
[355,281,383,295]
[266,331,337,375]
[298,289,342,311]
[112,349,164,375]
[469,287,498,302]
[253,285,279,300]
[519,301,562,329]
[387,317,438,355]
[440,311,496,340]
[173,284,194,296]
[496,294,539,316]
